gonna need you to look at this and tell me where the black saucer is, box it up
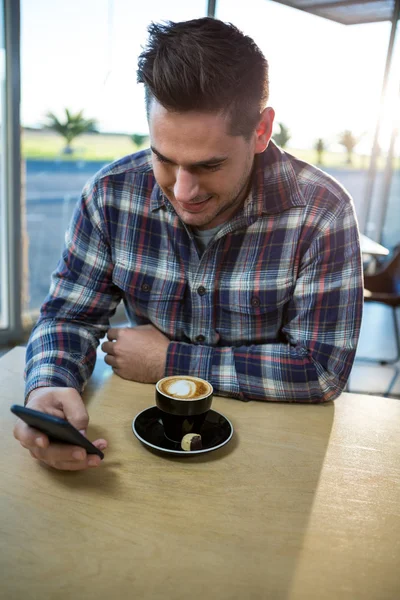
[132,406,233,456]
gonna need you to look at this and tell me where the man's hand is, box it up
[13,387,108,471]
[101,324,169,383]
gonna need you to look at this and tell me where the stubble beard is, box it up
[188,160,254,230]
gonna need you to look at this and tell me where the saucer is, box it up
[132,406,233,456]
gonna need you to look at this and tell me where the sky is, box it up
[21,0,399,153]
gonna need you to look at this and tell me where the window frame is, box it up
[0,0,22,345]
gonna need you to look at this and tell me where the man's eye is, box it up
[154,154,222,172]
[155,155,171,164]
[203,164,222,172]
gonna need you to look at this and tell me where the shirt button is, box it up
[251,296,261,307]
[195,334,206,343]
[197,285,206,296]
[141,283,151,292]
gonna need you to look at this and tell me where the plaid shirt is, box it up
[25,142,363,402]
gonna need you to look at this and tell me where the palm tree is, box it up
[314,138,326,164]
[131,133,149,149]
[338,130,359,165]
[273,122,291,148]
[44,109,98,154]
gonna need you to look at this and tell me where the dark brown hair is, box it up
[137,18,269,138]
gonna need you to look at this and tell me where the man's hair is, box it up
[137,17,269,139]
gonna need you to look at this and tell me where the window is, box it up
[20,0,206,315]
[0,3,6,330]
[216,0,397,243]
[0,0,22,344]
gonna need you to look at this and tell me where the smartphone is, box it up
[10,404,104,459]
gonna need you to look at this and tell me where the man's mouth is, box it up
[178,196,212,212]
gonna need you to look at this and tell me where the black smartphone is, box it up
[10,404,104,459]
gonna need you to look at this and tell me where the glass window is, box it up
[381,158,400,251]
[0,0,22,344]
[0,1,7,330]
[21,0,206,314]
[215,0,395,239]
[365,23,400,250]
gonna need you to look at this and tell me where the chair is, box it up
[360,247,400,396]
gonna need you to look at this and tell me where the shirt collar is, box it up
[150,183,167,212]
[250,141,306,215]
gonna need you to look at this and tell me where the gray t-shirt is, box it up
[191,222,224,254]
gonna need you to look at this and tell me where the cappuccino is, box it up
[156,375,213,441]
[158,376,211,400]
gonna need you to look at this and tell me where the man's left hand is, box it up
[101,325,170,383]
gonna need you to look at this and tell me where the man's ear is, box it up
[254,107,275,154]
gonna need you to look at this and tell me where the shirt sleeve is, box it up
[165,200,364,403]
[24,182,122,400]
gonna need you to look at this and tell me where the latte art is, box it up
[158,376,212,400]
[166,379,197,398]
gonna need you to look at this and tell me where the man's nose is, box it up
[173,168,199,203]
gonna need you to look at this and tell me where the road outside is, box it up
[24,158,400,310]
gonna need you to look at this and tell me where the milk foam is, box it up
[167,379,196,398]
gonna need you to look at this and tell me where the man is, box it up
[14,18,363,470]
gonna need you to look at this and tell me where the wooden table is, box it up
[1,347,399,600]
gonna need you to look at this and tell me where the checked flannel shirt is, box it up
[25,141,363,402]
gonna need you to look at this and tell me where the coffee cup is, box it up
[155,375,213,443]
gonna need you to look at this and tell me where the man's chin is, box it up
[179,211,214,228]
[172,202,214,228]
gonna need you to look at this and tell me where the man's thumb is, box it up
[62,389,89,431]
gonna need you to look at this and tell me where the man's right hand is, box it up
[13,387,108,471]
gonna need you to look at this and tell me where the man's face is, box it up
[149,101,260,230]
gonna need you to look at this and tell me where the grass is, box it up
[22,129,140,161]
[22,129,399,170]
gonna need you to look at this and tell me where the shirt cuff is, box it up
[24,366,82,403]
[165,341,214,382]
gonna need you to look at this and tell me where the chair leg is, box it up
[382,308,399,396]
[380,308,400,365]
[394,307,400,361]
[384,366,400,397]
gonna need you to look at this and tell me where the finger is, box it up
[13,420,49,450]
[53,454,102,471]
[101,341,116,355]
[92,439,108,450]
[46,455,102,471]
[104,354,118,367]
[62,394,89,431]
[29,438,107,467]
[107,328,119,342]
[33,442,89,465]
